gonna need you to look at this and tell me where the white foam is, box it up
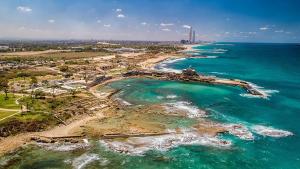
[156,96,164,99]
[115,98,132,106]
[100,129,231,156]
[240,82,279,99]
[72,153,101,169]
[206,55,219,58]
[38,142,89,152]
[252,125,293,137]
[191,55,219,59]
[224,124,254,140]
[83,139,89,144]
[154,58,185,73]
[210,71,227,75]
[166,95,178,99]
[215,44,234,46]
[164,101,206,118]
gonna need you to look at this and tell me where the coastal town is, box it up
[0,40,278,157]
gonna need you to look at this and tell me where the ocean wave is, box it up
[115,98,132,106]
[100,129,231,156]
[251,125,293,137]
[191,55,219,59]
[164,101,206,118]
[161,58,186,64]
[154,58,184,73]
[206,55,219,58]
[215,44,234,46]
[240,82,279,99]
[37,141,90,152]
[72,153,102,169]
[210,71,227,75]
[166,95,178,99]
[224,124,254,140]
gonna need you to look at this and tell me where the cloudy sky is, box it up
[0,0,299,42]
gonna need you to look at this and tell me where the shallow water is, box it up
[1,43,300,169]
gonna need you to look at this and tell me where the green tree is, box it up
[50,84,60,98]
[33,90,45,99]
[69,88,78,98]
[59,65,69,72]
[17,72,30,80]
[30,76,38,100]
[0,78,9,100]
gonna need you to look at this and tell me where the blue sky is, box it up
[0,0,299,42]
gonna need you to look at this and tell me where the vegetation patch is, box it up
[0,94,21,109]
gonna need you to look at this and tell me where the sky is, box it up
[0,0,299,42]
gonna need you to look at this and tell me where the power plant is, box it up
[181,26,196,44]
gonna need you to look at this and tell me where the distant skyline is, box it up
[0,0,299,43]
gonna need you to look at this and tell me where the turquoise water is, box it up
[1,43,300,169]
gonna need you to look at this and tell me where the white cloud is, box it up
[161,28,171,31]
[104,24,111,28]
[48,19,55,23]
[160,23,174,27]
[96,20,102,23]
[274,30,284,33]
[116,8,122,12]
[259,27,269,31]
[141,22,147,26]
[117,14,125,18]
[225,32,230,34]
[18,26,26,31]
[17,6,32,13]
[248,31,257,35]
[182,25,191,29]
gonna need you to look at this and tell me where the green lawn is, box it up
[0,110,18,120]
[0,93,21,109]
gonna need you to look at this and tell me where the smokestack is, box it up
[189,27,193,43]
[192,31,196,43]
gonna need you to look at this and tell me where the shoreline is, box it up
[0,48,189,156]
[0,43,288,157]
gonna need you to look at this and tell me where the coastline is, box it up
[0,43,295,163]
[0,51,187,156]
[0,43,265,156]
[182,44,201,52]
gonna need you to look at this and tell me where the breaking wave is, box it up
[191,55,219,59]
[166,95,178,99]
[164,101,206,118]
[72,153,102,169]
[37,141,90,152]
[115,98,132,106]
[154,58,185,73]
[210,71,228,75]
[100,129,231,156]
[223,124,254,140]
[239,82,279,99]
[251,125,293,137]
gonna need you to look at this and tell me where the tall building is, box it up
[192,31,196,43]
[189,27,193,42]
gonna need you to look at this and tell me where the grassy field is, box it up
[0,51,112,61]
[0,110,18,120]
[0,94,21,109]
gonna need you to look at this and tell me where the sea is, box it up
[1,43,300,169]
